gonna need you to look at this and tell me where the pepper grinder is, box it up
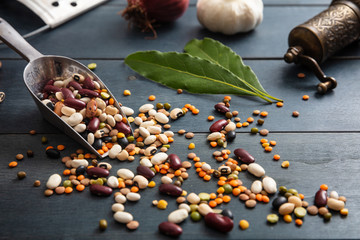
[284,0,360,93]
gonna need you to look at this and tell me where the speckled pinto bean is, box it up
[86,167,110,178]
[115,121,132,136]
[61,88,74,99]
[209,119,228,132]
[168,154,182,170]
[159,184,183,197]
[204,213,234,233]
[158,222,182,237]
[64,98,86,110]
[136,165,155,180]
[89,184,112,196]
[315,189,327,207]
[78,89,99,98]
[214,103,230,114]
[234,148,255,164]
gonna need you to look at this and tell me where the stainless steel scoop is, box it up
[0,18,131,158]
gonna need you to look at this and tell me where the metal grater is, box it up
[17,0,108,37]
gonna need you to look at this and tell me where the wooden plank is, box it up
[1,59,360,134]
[0,132,358,239]
[0,5,334,59]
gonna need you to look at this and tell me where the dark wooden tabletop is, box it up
[1,0,359,239]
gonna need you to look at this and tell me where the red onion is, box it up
[122,0,189,38]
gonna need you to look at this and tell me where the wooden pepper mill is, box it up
[284,0,360,93]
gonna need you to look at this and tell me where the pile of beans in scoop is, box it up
[40,73,132,155]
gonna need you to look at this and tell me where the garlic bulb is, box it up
[196,0,264,35]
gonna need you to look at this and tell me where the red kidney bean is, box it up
[64,98,86,110]
[44,85,61,93]
[61,88,74,99]
[78,89,99,98]
[204,212,233,233]
[209,119,228,132]
[158,222,182,237]
[159,184,183,197]
[234,148,255,163]
[168,154,182,170]
[86,99,97,118]
[67,81,82,90]
[46,80,55,85]
[89,184,112,196]
[115,121,131,136]
[83,76,95,90]
[314,189,327,207]
[88,117,100,133]
[214,103,230,114]
[86,167,109,178]
[136,165,155,179]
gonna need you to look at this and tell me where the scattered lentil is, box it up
[99,219,108,230]
[259,129,269,136]
[292,111,300,117]
[177,89,183,94]
[29,130,36,135]
[16,154,24,160]
[33,180,41,187]
[281,161,290,168]
[123,90,131,96]
[9,161,18,168]
[239,220,249,230]
[276,102,284,107]
[297,72,306,78]
[17,171,26,179]
[302,95,309,100]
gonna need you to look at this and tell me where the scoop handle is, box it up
[0,18,43,62]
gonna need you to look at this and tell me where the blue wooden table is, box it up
[0,0,359,239]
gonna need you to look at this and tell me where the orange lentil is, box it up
[57,145,65,151]
[102,146,108,152]
[109,98,115,105]
[188,143,195,149]
[224,96,232,101]
[195,168,202,173]
[236,122,242,128]
[260,111,268,117]
[63,169,71,176]
[105,142,113,149]
[297,73,306,78]
[131,186,139,193]
[46,146,54,151]
[184,104,191,109]
[225,149,231,154]
[256,194,263,202]
[138,113,145,117]
[175,170,182,176]
[209,200,217,208]
[215,198,223,204]
[217,180,226,186]
[239,186,247,192]
[87,166,94,169]
[262,143,270,148]
[123,90,131,96]
[76,184,85,192]
[148,95,156,101]
[198,171,206,178]
[136,137,144,142]
[189,105,196,111]
[219,176,227,181]
[118,181,126,188]
[302,95,309,100]
[160,169,168,174]
[101,89,108,92]
[209,193,217,199]
[223,195,231,203]
[229,180,239,187]
[217,187,225,194]
[265,146,273,152]
[260,138,268,143]
[208,115,215,121]
[298,193,305,200]
[129,150,136,156]
[222,154,229,160]
[8,161,18,168]
[276,102,284,107]
[192,109,200,115]
[203,175,211,181]
[122,118,128,124]
[242,122,249,127]
[210,141,217,147]
[232,188,241,196]
[77,175,85,181]
[270,140,277,146]
[320,184,328,191]
[194,162,203,168]
[154,165,160,172]
[295,219,303,226]
[182,107,188,113]
[168,137,174,143]
[97,149,104,155]
[192,157,200,162]
[84,153,91,159]
[247,117,254,123]
[65,187,73,194]
[262,195,270,203]
[273,154,281,161]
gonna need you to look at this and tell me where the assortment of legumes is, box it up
[7,76,349,237]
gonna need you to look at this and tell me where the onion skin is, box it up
[143,0,190,22]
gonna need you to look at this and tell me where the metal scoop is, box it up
[0,18,131,158]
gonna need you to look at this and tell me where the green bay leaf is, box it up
[184,38,282,102]
[124,51,272,101]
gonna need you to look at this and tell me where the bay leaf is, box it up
[124,50,273,102]
[184,38,281,102]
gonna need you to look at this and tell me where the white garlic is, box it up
[196,0,263,35]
